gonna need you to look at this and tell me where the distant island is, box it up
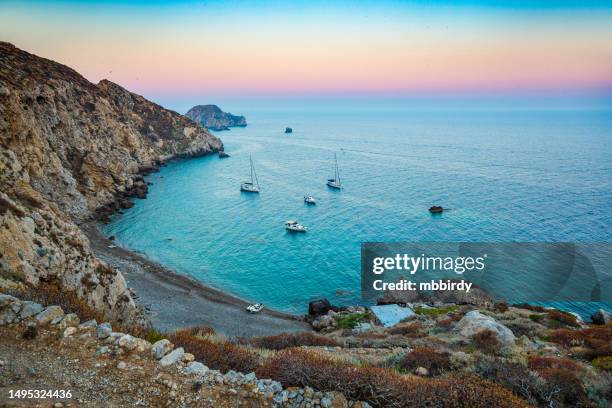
[185,104,247,131]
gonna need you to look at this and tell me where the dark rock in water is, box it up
[118,199,134,209]
[108,235,116,241]
[185,105,247,131]
[218,151,230,158]
[429,206,444,213]
[285,127,293,134]
[591,308,611,325]
[308,298,332,316]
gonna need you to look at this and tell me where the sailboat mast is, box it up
[335,153,340,184]
[250,155,254,184]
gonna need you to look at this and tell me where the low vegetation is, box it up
[168,328,260,373]
[413,305,458,318]
[242,332,340,350]
[256,348,527,408]
[397,347,451,376]
[336,312,370,329]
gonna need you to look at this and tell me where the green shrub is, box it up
[336,312,369,329]
[592,356,612,371]
[413,305,458,318]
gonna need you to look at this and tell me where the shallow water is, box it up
[102,108,612,316]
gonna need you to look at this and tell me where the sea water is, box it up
[102,107,612,317]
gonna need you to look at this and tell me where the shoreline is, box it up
[81,222,311,337]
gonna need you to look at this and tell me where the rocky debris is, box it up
[454,310,516,346]
[0,42,222,329]
[35,306,64,325]
[152,339,174,359]
[591,308,611,325]
[309,298,333,316]
[96,322,113,339]
[0,293,364,408]
[19,301,44,319]
[185,104,247,131]
[159,347,185,367]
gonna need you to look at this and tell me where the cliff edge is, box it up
[0,42,222,326]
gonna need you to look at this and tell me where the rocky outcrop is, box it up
[0,42,222,326]
[0,294,361,407]
[185,104,247,131]
[454,310,516,346]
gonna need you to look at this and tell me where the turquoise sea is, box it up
[102,107,612,317]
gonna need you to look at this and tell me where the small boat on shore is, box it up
[246,303,264,313]
[326,152,342,189]
[240,155,260,193]
[285,220,307,232]
[304,195,316,204]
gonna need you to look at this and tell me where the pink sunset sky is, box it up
[1,1,611,110]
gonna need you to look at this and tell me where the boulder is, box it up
[454,310,515,345]
[0,293,17,308]
[96,322,113,339]
[182,361,209,376]
[118,334,137,350]
[19,301,44,319]
[59,313,80,328]
[309,298,332,316]
[151,339,174,359]
[35,306,64,325]
[159,347,184,367]
[591,309,611,325]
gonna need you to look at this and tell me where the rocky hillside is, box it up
[185,104,247,131]
[0,42,222,326]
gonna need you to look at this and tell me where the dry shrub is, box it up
[539,368,588,406]
[257,348,528,408]
[514,303,547,313]
[14,283,105,323]
[244,332,339,350]
[471,329,501,355]
[387,322,425,337]
[494,301,509,313]
[168,329,259,373]
[549,325,612,360]
[438,313,463,328]
[527,356,583,372]
[397,347,451,376]
[547,310,579,327]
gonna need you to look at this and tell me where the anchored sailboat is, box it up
[326,152,342,189]
[240,155,260,193]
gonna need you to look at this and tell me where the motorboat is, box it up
[246,303,264,313]
[304,195,316,204]
[285,220,307,232]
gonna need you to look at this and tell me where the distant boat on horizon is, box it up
[326,152,342,189]
[240,155,260,193]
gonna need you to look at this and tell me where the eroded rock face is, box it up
[0,42,222,327]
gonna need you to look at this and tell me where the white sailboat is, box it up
[304,195,316,204]
[285,220,307,232]
[326,152,342,189]
[240,155,260,193]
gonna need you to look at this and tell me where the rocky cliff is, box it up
[185,104,247,131]
[0,42,222,326]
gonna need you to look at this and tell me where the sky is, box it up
[1,0,612,112]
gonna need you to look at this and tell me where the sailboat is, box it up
[326,152,342,189]
[240,155,260,193]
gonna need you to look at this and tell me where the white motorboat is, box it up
[304,195,316,204]
[240,155,260,193]
[326,152,342,189]
[285,220,307,232]
[246,303,264,313]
